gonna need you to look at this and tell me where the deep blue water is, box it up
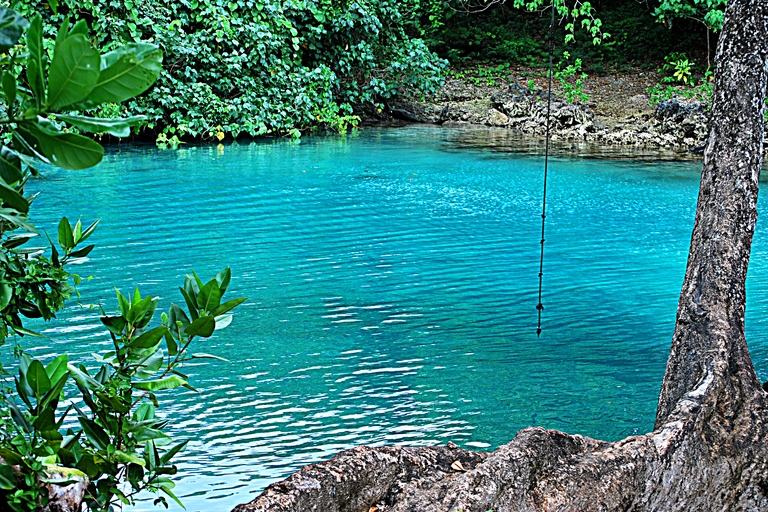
[21,126,768,511]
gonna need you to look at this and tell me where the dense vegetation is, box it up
[8,0,721,141]
[14,0,449,139]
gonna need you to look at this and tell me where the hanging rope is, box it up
[536,2,556,337]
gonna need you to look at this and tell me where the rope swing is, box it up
[536,2,556,337]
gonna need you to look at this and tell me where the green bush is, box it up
[15,0,447,139]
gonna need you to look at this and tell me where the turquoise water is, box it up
[22,126,768,511]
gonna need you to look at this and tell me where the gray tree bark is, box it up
[233,1,768,510]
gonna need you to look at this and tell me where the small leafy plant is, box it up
[659,52,696,85]
[555,55,589,104]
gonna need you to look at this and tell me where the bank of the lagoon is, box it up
[26,125,768,511]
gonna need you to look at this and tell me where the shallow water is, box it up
[22,126,768,511]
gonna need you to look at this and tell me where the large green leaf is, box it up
[0,282,11,310]
[0,464,15,490]
[78,417,110,450]
[26,14,45,105]
[24,121,104,170]
[0,207,35,233]
[47,34,101,110]
[116,450,146,465]
[55,114,147,138]
[214,267,232,295]
[87,43,162,105]
[0,178,29,213]
[0,7,28,53]
[58,217,74,250]
[135,347,164,380]
[183,315,215,338]
[129,325,167,350]
[196,279,221,312]
[0,146,22,184]
[210,297,247,317]
[2,71,16,112]
[45,354,69,384]
[159,440,188,466]
[133,375,188,391]
[26,359,52,398]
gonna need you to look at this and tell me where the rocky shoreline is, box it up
[378,78,716,152]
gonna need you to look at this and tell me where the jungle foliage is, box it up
[427,0,712,73]
[13,0,449,139]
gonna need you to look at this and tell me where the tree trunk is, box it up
[233,1,768,510]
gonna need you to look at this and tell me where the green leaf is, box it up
[45,354,69,383]
[86,43,162,105]
[135,347,163,379]
[23,121,104,170]
[26,359,52,398]
[214,314,233,330]
[2,70,16,111]
[129,325,167,350]
[100,315,126,336]
[189,353,231,363]
[67,363,101,390]
[0,7,29,53]
[0,208,35,233]
[127,295,152,325]
[39,373,68,412]
[54,18,69,51]
[116,450,146,465]
[0,282,11,310]
[116,288,130,315]
[26,14,45,105]
[133,402,155,422]
[167,304,190,340]
[178,286,199,321]
[78,417,110,450]
[164,331,178,357]
[0,147,23,184]
[10,325,46,337]
[214,267,231,295]
[196,279,221,312]
[211,297,246,317]
[79,218,100,244]
[47,34,101,109]
[0,178,29,213]
[159,482,184,508]
[55,114,147,138]
[58,217,74,250]
[68,243,95,258]
[33,406,56,431]
[160,440,188,465]
[134,427,170,444]
[183,315,215,338]
[8,401,31,432]
[0,464,15,490]
[133,376,188,391]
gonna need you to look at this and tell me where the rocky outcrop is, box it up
[385,81,729,150]
[232,443,489,512]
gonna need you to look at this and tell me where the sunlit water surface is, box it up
[22,126,768,511]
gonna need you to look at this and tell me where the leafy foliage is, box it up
[16,0,448,139]
[426,1,708,72]
[555,54,588,104]
[0,8,244,511]
[654,0,726,31]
